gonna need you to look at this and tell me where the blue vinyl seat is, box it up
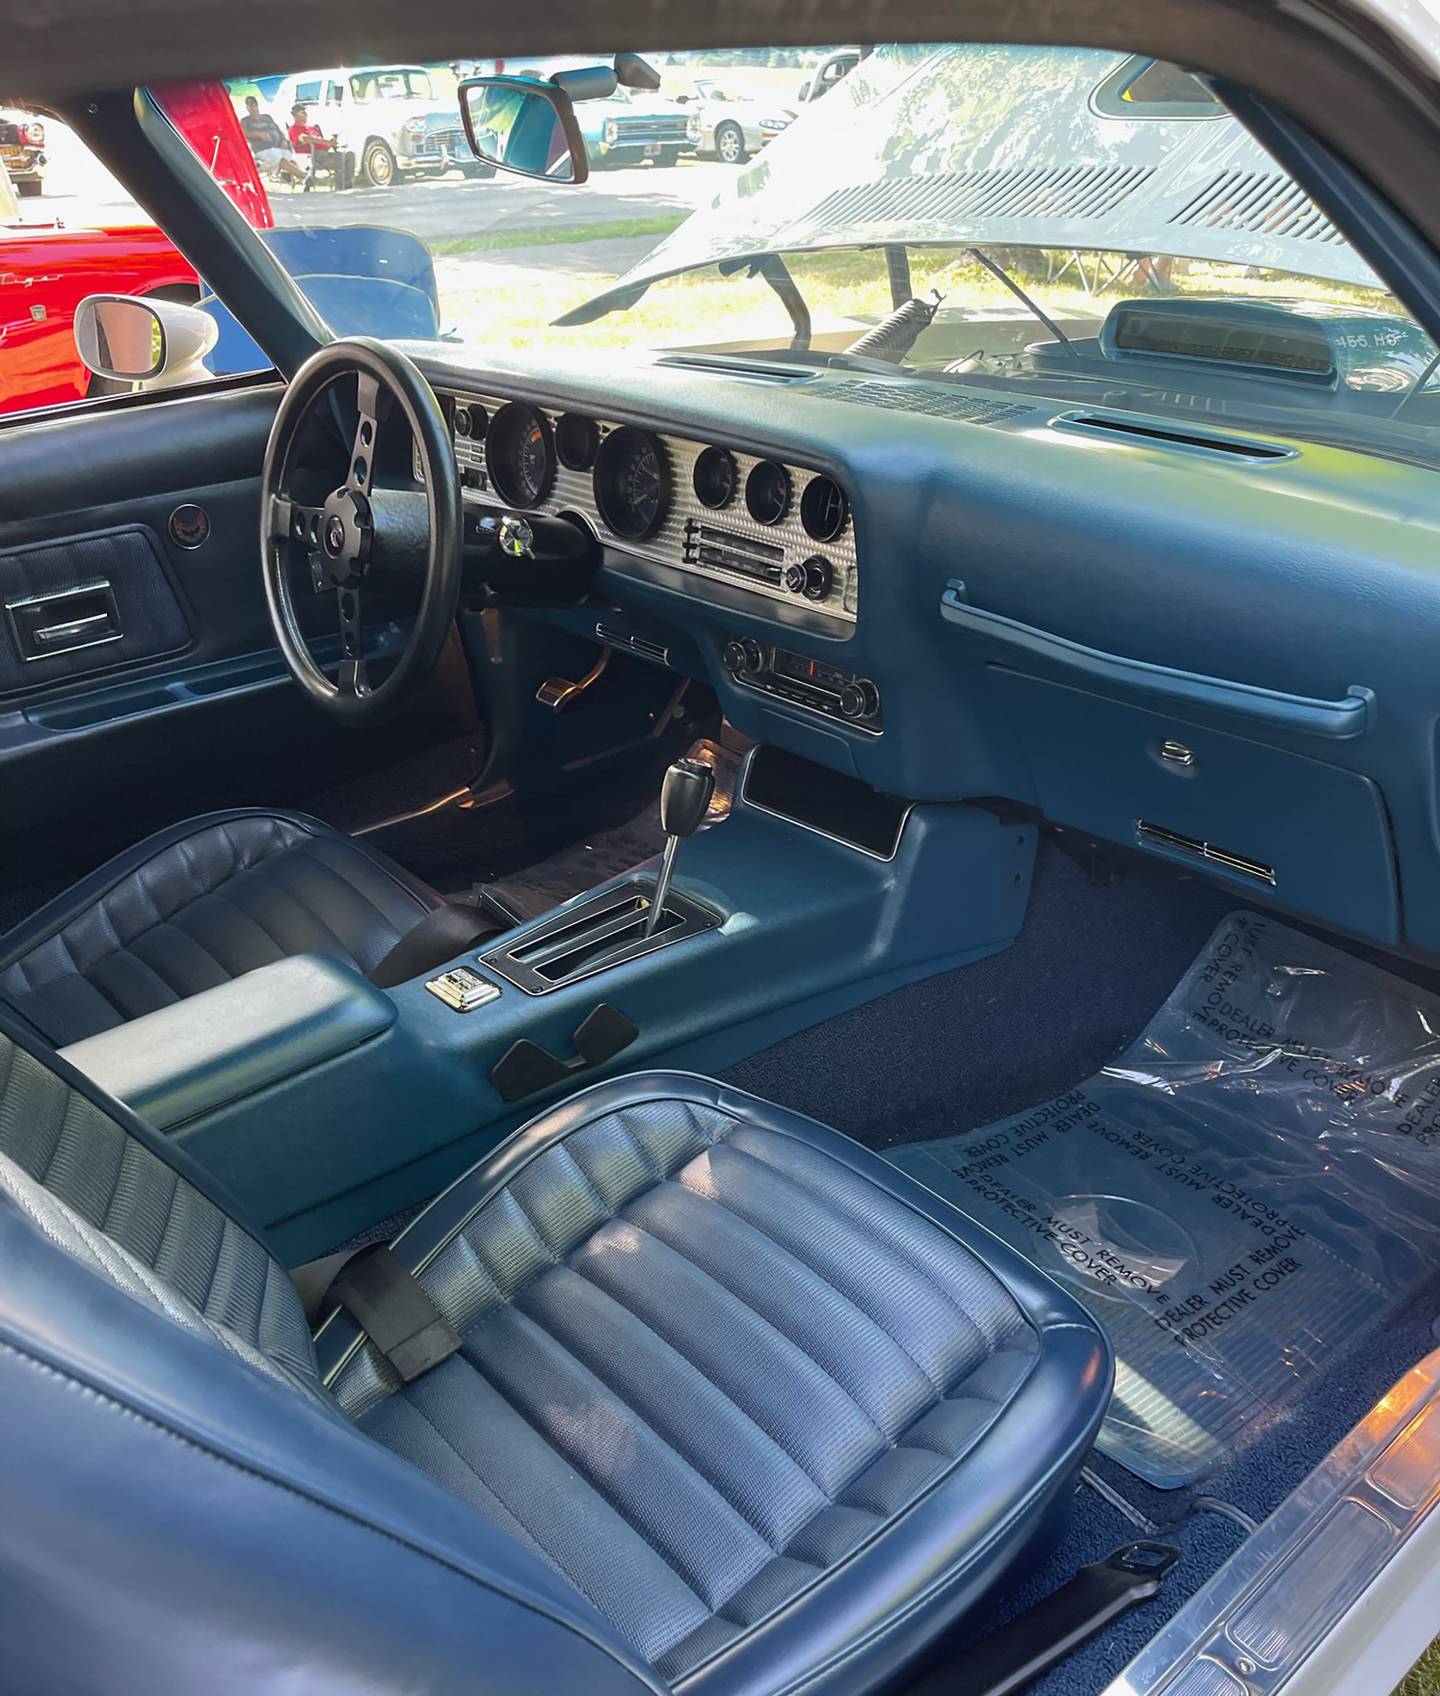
[0,1039,1111,1695]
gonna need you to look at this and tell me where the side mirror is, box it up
[73,294,219,389]
[458,76,589,184]
[797,80,812,102]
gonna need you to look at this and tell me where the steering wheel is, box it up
[260,337,461,724]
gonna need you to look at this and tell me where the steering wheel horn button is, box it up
[318,485,374,585]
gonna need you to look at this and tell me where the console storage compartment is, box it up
[59,955,396,1131]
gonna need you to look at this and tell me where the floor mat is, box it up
[891,909,1440,1488]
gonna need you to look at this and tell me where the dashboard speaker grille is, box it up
[818,379,1033,426]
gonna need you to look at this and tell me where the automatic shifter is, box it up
[645,757,715,937]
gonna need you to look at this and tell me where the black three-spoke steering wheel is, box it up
[260,338,461,724]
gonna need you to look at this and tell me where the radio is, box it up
[722,635,882,731]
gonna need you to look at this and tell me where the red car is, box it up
[0,82,271,415]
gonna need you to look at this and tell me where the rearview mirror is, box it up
[74,294,218,389]
[458,77,589,184]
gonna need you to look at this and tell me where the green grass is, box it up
[431,214,688,257]
[1397,1639,1440,1696]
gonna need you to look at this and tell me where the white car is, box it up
[267,65,488,187]
[673,78,795,164]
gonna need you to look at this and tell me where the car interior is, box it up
[2,7,1440,1696]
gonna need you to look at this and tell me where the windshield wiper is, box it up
[716,253,811,352]
[968,247,1080,359]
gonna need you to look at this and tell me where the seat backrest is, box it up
[0,1022,662,1695]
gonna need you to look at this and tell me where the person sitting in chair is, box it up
[240,96,305,185]
[287,102,356,189]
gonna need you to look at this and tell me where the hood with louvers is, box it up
[560,44,1379,326]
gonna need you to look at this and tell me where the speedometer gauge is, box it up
[593,426,670,541]
[486,402,555,509]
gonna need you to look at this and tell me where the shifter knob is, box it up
[659,757,715,841]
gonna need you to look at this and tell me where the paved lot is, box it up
[29,118,727,246]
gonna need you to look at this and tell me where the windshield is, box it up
[348,68,436,101]
[171,46,1440,462]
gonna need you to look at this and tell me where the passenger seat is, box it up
[0,1031,1111,1694]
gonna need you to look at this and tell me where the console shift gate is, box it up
[646,757,716,937]
[477,756,723,995]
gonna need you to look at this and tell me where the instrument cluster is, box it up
[439,392,860,622]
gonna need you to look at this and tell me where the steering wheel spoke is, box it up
[351,372,380,496]
[336,585,369,697]
[269,493,325,547]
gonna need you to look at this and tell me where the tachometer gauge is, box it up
[593,426,670,541]
[486,402,555,508]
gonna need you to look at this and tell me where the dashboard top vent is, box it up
[1054,411,1295,461]
[655,354,814,384]
[817,378,1034,426]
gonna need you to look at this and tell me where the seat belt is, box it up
[326,1246,461,1383]
[367,898,515,989]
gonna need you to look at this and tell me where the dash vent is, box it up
[818,379,1033,426]
[1056,412,1293,461]
[1137,821,1276,885]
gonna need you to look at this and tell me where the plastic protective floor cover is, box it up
[891,910,1440,1487]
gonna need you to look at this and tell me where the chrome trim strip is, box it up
[1136,820,1277,886]
[1106,1345,1440,1696]
[738,746,912,862]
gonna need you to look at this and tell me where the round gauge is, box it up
[593,426,671,541]
[745,459,792,526]
[800,474,849,543]
[485,402,555,508]
[693,446,739,510]
[556,413,601,472]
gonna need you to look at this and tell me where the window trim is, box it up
[1090,54,1228,121]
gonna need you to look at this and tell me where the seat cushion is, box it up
[318,1073,1112,1696]
[0,808,438,1046]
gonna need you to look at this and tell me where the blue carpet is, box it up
[722,836,1236,1149]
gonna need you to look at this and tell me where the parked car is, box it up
[795,46,861,102]
[672,77,793,163]
[265,65,487,186]
[0,106,46,196]
[0,157,202,410]
[574,83,700,168]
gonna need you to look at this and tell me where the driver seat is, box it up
[0,807,516,1045]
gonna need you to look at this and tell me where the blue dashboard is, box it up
[416,343,1440,958]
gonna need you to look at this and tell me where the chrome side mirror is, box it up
[74,294,218,390]
[458,76,589,184]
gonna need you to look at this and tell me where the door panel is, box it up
[0,382,478,888]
